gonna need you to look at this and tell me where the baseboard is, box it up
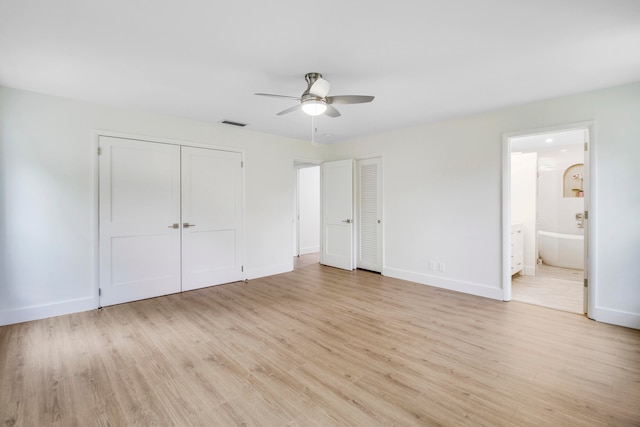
[299,246,320,255]
[593,306,640,330]
[0,297,98,326]
[383,267,503,301]
[244,263,292,281]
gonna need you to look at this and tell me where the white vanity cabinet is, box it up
[510,224,524,275]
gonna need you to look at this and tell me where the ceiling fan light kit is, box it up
[301,99,327,116]
[255,72,374,118]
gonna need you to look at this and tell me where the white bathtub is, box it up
[538,230,584,270]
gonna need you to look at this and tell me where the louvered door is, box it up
[357,158,382,272]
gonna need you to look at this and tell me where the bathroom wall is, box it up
[537,145,584,236]
[510,152,537,275]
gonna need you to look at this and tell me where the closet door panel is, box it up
[99,137,181,306]
[181,147,242,291]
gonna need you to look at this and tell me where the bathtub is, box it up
[538,230,584,270]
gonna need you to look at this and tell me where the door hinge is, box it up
[241,265,244,272]
[241,161,244,168]
[584,142,588,151]
[584,210,588,220]
[584,278,588,288]
[98,147,102,155]
[98,288,102,296]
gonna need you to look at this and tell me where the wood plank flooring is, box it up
[1,256,639,426]
[512,264,584,313]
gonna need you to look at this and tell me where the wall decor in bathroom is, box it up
[563,163,584,197]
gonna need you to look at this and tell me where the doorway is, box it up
[293,162,321,268]
[504,125,591,315]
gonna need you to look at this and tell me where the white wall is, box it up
[2,82,639,329]
[298,166,320,254]
[0,86,323,325]
[327,81,640,329]
[511,152,537,275]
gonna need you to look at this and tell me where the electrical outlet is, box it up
[429,260,436,271]
[438,262,445,272]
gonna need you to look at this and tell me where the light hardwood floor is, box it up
[1,256,639,426]
[294,252,321,269]
[512,264,584,314]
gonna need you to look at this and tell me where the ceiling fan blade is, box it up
[324,104,341,118]
[326,95,374,105]
[255,93,301,100]
[276,104,302,116]
[309,77,331,98]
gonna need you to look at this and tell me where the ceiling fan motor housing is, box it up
[304,72,323,87]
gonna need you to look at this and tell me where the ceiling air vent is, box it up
[220,120,248,127]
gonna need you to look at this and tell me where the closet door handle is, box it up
[183,223,196,228]
[168,223,179,229]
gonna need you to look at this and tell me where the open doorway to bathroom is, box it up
[506,127,589,314]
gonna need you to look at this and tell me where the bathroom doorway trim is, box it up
[502,121,595,318]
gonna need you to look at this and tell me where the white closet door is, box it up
[99,137,181,306]
[357,158,382,272]
[181,147,243,291]
[321,159,354,270]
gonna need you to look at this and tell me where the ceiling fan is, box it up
[255,73,374,117]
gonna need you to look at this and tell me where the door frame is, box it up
[94,130,245,306]
[501,121,595,317]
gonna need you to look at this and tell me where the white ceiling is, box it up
[1,0,639,143]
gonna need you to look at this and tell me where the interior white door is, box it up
[321,159,354,270]
[357,158,382,272]
[99,137,182,306]
[181,147,243,291]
